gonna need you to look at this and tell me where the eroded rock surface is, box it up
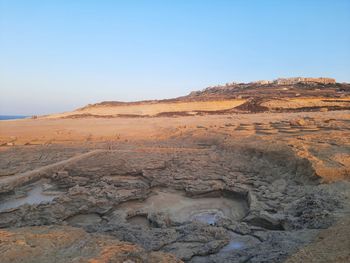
[0,135,349,262]
[0,225,182,263]
[0,103,349,262]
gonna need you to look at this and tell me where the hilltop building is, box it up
[274,77,336,85]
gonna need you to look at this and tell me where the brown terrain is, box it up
[0,77,349,263]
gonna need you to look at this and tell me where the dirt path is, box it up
[0,149,107,193]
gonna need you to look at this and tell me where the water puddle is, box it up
[221,240,245,251]
[117,189,248,225]
[220,231,260,254]
[0,181,60,212]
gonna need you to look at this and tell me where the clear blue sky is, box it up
[1,0,350,115]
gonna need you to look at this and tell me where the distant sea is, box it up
[0,115,29,120]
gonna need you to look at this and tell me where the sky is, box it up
[1,0,350,115]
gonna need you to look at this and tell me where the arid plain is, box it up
[0,79,350,262]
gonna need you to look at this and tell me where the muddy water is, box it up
[0,182,60,212]
[118,189,248,224]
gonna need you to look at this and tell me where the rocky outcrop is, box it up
[285,216,350,263]
[0,225,182,263]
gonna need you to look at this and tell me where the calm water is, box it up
[0,183,60,212]
[0,115,28,120]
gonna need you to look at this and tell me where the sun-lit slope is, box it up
[44,99,246,118]
[261,97,350,110]
[35,79,350,119]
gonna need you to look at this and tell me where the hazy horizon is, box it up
[1,0,350,115]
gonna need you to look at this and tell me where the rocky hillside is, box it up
[187,77,349,100]
[42,77,350,118]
